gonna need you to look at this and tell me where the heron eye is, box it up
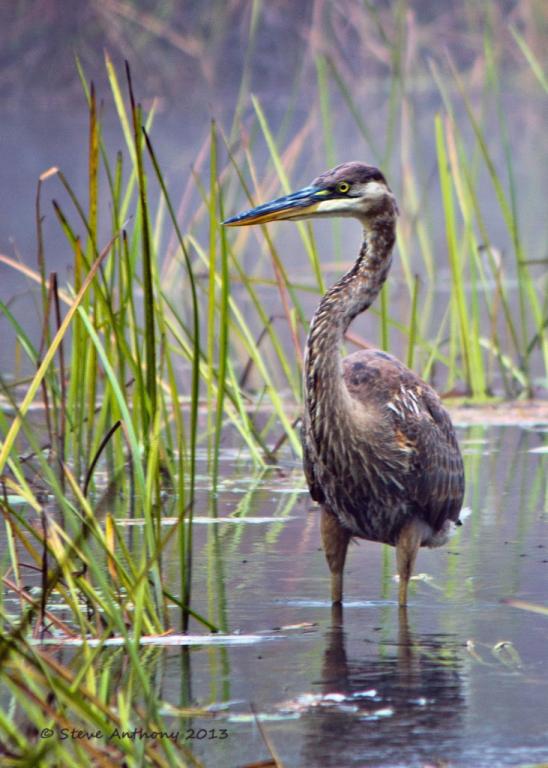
[336,181,350,194]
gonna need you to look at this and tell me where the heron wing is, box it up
[406,385,465,530]
[343,349,465,532]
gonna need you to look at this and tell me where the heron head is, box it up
[223,162,397,227]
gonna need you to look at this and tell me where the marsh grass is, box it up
[0,3,546,764]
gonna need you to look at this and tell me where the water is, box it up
[122,426,548,765]
[1,423,546,766]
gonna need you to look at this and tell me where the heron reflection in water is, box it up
[300,606,465,767]
[224,162,465,606]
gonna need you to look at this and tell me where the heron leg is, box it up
[320,507,351,604]
[396,518,423,607]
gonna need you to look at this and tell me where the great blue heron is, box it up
[224,162,465,607]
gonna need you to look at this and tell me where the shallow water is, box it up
[2,423,547,767]
[155,424,546,767]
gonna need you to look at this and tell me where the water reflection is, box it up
[303,606,465,767]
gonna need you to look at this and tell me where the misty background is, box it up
[1,0,546,384]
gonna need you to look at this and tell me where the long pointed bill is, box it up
[223,185,324,227]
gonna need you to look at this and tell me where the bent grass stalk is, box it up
[0,234,119,475]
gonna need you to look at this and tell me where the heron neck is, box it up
[304,213,396,418]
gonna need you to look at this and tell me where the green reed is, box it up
[0,60,214,765]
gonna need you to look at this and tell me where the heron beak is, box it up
[222,186,324,227]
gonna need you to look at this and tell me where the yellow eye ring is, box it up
[336,181,350,194]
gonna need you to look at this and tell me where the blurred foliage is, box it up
[1,0,546,112]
